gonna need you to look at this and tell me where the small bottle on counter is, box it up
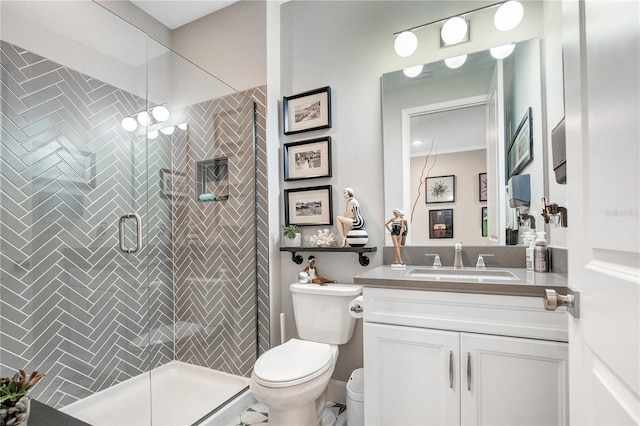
[524,231,535,271]
[533,231,550,272]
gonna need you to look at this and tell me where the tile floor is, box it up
[229,401,347,425]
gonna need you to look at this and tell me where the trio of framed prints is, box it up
[282,87,333,227]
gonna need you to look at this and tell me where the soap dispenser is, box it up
[453,242,464,269]
[533,231,549,272]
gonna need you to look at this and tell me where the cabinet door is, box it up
[364,323,459,425]
[460,333,568,426]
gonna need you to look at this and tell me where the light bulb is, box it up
[441,17,468,45]
[412,140,423,145]
[490,43,516,59]
[152,105,170,122]
[178,123,188,130]
[137,111,150,126]
[444,54,468,69]
[160,126,175,135]
[121,117,137,132]
[394,31,418,57]
[494,1,524,32]
[148,130,159,139]
[403,64,423,78]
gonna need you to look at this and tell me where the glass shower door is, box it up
[0,0,154,419]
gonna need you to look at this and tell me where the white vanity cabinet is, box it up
[363,287,568,426]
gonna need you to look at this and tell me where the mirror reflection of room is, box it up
[383,36,559,248]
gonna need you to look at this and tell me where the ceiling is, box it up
[131,0,240,29]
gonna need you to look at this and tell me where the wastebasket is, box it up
[346,368,364,425]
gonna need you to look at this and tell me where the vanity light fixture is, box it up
[160,126,175,135]
[494,1,524,31]
[121,116,138,132]
[392,1,525,57]
[490,43,516,59]
[444,54,468,69]
[440,16,468,46]
[394,31,418,57]
[403,64,424,78]
[121,104,172,132]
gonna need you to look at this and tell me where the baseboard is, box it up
[327,379,347,405]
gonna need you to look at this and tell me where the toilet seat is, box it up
[253,339,333,388]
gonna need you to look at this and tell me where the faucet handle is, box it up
[476,254,494,269]
[425,253,443,268]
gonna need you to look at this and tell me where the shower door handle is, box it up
[119,213,143,253]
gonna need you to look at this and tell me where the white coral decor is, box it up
[310,229,337,247]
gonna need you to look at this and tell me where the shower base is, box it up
[61,361,250,426]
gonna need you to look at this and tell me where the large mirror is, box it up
[382,38,547,247]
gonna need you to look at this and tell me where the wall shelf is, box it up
[280,246,377,267]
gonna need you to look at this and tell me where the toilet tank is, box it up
[290,283,362,345]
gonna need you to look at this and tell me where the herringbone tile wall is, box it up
[0,40,269,409]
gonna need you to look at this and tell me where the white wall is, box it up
[171,0,267,92]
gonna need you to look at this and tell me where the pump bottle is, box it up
[533,231,549,272]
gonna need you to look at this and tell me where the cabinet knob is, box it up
[543,289,580,318]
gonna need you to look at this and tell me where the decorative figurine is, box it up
[336,187,365,247]
[385,208,408,267]
[302,256,336,284]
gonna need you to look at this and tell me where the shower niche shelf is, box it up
[196,156,228,202]
[280,246,377,267]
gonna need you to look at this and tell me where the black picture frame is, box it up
[479,172,487,201]
[284,137,332,181]
[426,175,456,203]
[481,207,488,237]
[429,209,454,239]
[283,86,332,135]
[507,107,533,180]
[284,185,333,226]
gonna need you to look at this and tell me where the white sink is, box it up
[405,268,519,281]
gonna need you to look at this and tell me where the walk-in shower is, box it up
[0,1,268,424]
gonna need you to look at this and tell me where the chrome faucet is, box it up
[453,243,463,269]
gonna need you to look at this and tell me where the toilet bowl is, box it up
[249,283,362,425]
[250,339,339,425]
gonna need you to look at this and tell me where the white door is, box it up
[563,1,640,424]
[460,332,569,426]
[486,60,506,245]
[364,323,459,425]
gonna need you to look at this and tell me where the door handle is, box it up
[449,351,454,389]
[466,352,471,391]
[543,288,580,318]
[118,213,143,253]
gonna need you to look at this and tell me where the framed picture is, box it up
[507,107,533,179]
[284,185,333,226]
[429,209,454,239]
[283,86,332,135]
[426,175,455,203]
[479,173,487,201]
[159,168,188,198]
[284,137,332,181]
[481,207,488,237]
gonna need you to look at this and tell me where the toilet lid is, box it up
[253,339,333,387]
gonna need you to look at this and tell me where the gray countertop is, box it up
[353,265,568,297]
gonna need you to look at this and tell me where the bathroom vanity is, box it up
[354,266,569,425]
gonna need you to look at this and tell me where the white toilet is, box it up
[250,283,362,425]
